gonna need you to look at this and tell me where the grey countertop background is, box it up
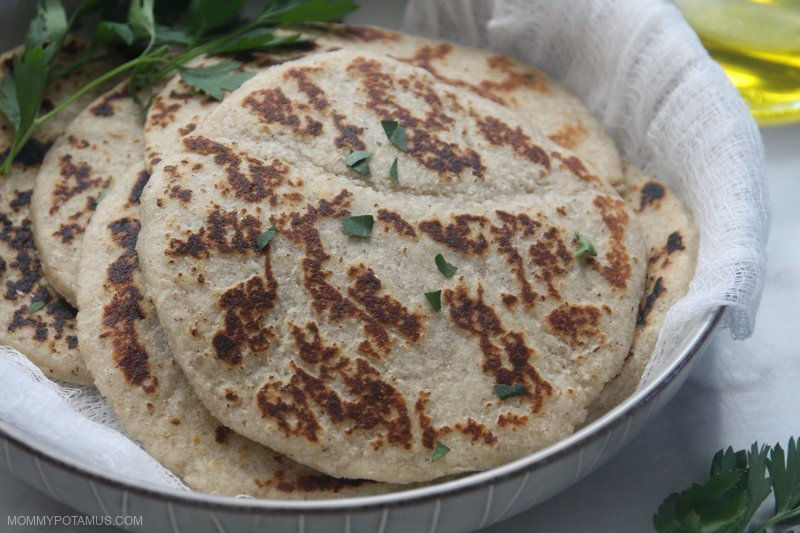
[2,0,798,531]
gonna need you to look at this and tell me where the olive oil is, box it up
[676,0,800,125]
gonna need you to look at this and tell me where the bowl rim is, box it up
[0,306,724,515]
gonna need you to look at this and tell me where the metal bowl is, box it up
[0,307,723,533]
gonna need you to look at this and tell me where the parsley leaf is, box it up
[389,157,399,184]
[346,150,372,176]
[341,215,374,238]
[494,383,527,400]
[128,0,155,43]
[273,0,359,23]
[27,301,46,314]
[424,290,441,312]
[432,442,450,462]
[209,30,306,54]
[435,253,457,278]
[655,437,800,533]
[13,49,48,139]
[0,73,21,131]
[257,225,277,250]
[574,232,596,259]
[95,21,135,46]
[186,0,245,36]
[26,0,68,64]
[178,60,256,100]
[381,120,407,152]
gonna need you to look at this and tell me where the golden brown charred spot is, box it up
[501,293,518,307]
[331,113,366,151]
[224,389,239,402]
[127,170,150,206]
[475,115,550,168]
[66,135,89,149]
[324,25,402,42]
[497,412,529,429]
[637,277,665,325]
[101,217,158,393]
[548,123,587,150]
[167,207,266,259]
[178,123,196,136]
[9,190,32,212]
[289,322,338,365]
[666,231,684,253]
[53,223,84,244]
[347,264,423,343]
[285,67,329,111]
[377,209,417,237]
[491,211,542,307]
[256,469,367,494]
[346,56,483,178]
[214,425,231,444]
[183,137,289,205]
[419,214,488,254]
[1,214,44,301]
[168,88,194,101]
[169,417,181,426]
[640,181,666,210]
[50,155,102,214]
[545,304,604,347]
[257,377,322,442]
[168,184,192,202]
[89,85,129,117]
[444,283,552,412]
[212,255,278,365]
[592,195,632,290]
[148,97,181,128]
[455,418,497,445]
[552,152,599,183]
[415,391,451,449]
[528,226,573,299]
[0,138,52,168]
[556,206,567,216]
[243,87,323,136]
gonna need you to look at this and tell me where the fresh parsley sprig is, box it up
[0,0,359,173]
[654,437,800,533]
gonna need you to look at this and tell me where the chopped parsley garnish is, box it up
[346,150,373,176]
[27,301,46,314]
[424,290,442,312]
[574,232,597,259]
[341,215,374,238]
[494,383,527,400]
[381,120,407,152]
[256,224,277,250]
[435,253,457,278]
[389,156,399,184]
[177,60,256,101]
[432,442,451,462]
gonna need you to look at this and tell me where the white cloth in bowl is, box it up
[0,0,768,490]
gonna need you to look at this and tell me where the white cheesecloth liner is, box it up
[0,0,769,490]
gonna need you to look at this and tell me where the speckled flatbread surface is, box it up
[137,49,646,483]
[587,163,698,417]
[76,164,393,498]
[144,24,622,188]
[0,41,114,384]
[31,81,144,305]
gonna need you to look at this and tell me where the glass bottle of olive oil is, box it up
[676,0,800,125]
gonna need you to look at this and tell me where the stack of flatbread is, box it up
[1,24,698,495]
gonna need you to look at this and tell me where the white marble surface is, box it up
[1,1,798,530]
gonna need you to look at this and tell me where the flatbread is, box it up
[31,81,144,305]
[587,164,698,418]
[137,50,646,483]
[144,24,622,188]
[76,164,392,498]
[0,41,114,384]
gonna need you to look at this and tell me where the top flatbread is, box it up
[137,49,646,483]
[0,41,114,384]
[587,164,698,417]
[31,82,144,305]
[76,163,393,498]
[144,24,622,188]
